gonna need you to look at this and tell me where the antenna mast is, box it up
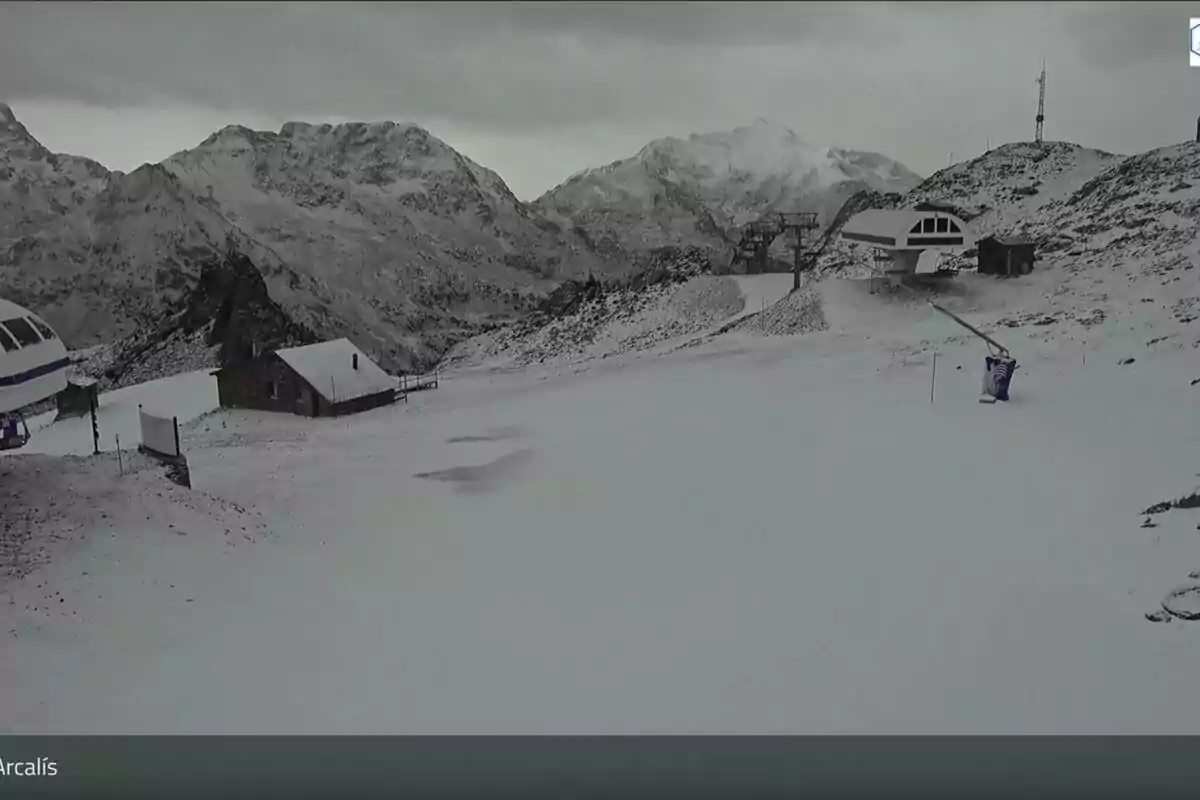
[1035,61,1046,144]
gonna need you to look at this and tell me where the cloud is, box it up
[1066,1,1193,68]
[1,2,1195,198]
[0,2,969,130]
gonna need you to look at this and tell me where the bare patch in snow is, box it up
[445,425,527,444]
[1162,586,1200,621]
[414,448,535,494]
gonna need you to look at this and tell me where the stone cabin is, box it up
[977,234,1036,277]
[213,338,398,417]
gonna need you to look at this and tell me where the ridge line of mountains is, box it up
[2,100,1198,383]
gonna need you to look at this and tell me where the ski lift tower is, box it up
[729,211,820,290]
[1035,61,1046,144]
[780,212,821,290]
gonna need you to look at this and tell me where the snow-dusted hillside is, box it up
[161,121,614,368]
[803,141,1200,367]
[442,247,825,371]
[534,119,922,255]
[906,141,1123,237]
[0,102,109,227]
[0,106,612,373]
[0,105,338,353]
[813,141,1128,278]
[1020,142,1200,265]
[451,136,1200,376]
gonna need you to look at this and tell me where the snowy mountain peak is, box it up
[0,102,41,152]
[535,122,922,254]
[720,118,808,147]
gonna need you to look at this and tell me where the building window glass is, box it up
[922,218,936,233]
[2,317,42,347]
[28,316,58,340]
[936,218,949,233]
[949,220,961,233]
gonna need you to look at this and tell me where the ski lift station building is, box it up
[840,209,976,278]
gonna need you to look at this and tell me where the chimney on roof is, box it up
[352,353,359,370]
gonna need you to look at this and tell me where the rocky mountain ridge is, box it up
[450,137,1200,370]
[533,119,923,258]
[0,105,612,373]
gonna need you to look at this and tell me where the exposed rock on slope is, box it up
[903,141,1122,238]
[1020,142,1200,266]
[0,106,613,374]
[162,121,614,368]
[0,105,331,351]
[104,249,318,389]
[441,247,747,369]
[535,119,921,256]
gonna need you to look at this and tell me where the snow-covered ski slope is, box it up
[4,276,1200,733]
[5,134,1200,731]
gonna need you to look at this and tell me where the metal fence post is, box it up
[90,393,100,455]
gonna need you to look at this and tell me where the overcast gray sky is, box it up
[2,1,1197,199]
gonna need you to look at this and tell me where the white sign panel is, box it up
[139,409,178,457]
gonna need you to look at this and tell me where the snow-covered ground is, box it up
[4,278,1200,733]
[4,369,219,457]
[727,274,794,323]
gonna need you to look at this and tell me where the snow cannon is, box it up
[983,356,1017,402]
[923,300,1017,404]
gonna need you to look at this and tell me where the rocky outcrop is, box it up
[0,107,613,376]
[103,248,317,389]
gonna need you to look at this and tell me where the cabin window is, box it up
[909,222,923,234]
[0,327,18,352]
[922,218,936,233]
[949,220,961,233]
[936,218,949,233]
[2,317,42,347]
[28,316,57,341]
[267,380,279,400]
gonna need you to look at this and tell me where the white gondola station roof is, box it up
[841,209,975,251]
[0,297,38,320]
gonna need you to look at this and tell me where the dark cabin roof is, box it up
[980,233,1036,248]
[913,200,961,213]
[64,370,99,388]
